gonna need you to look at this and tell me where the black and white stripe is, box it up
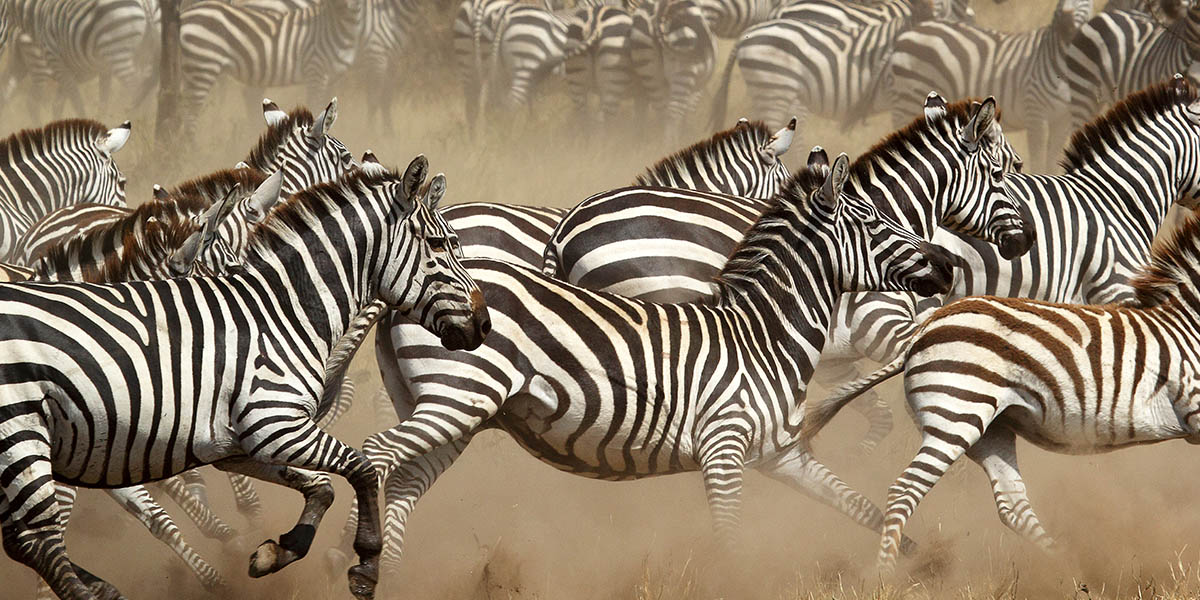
[0,157,488,600]
[564,3,635,122]
[0,119,130,262]
[628,0,717,137]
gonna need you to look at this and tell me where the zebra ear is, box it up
[961,97,997,150]
[262,98,287,127]
[923,92,947,123]
[735,117,750,129]
[233,161,251,170]
[169,184,240,276]
[247,170,284,223]
[815,153,849,208]
[310,97,338,140]
[760,117,796,164]
[360,150,388,176]
[806,146,829,174]
[401,155,429,208]
[424,173,447,211]
[152,184,170,201]
[97,121,131,155]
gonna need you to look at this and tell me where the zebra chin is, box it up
[909,242,957,297]
[997,222,1036,260]
[435,293,491,351]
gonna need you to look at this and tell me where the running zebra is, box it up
[888,0,1091,169]
[545,96,1031,303]
[10,98,353,268]
[0,119,130,263]
[0,156,488,600]
[1064,5,1200,131]
[711,0,938,139]
[806,74,1200,461]
[564,3,634,123]
[179,0,365,132]
[348,150,954,576]
[0,0,152,116]
[628,0,717,137]
[813,212,1200,571]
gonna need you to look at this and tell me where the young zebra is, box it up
[820,209,1200,571]
[0,157,487,600]
[806,75,1200,451]
[0,0,151,117]
[0,119,130,263]
[544,96,1031,303]
[887,0,1091,169]
[1064,6,1200,132]
[564,3,634,123]
[346,151,953,576]
[179,0,364,133]
[710,0,937,136]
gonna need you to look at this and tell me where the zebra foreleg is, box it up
[226,472,265,526]
[697,421,751,550]
[156,476,239,542]
[966,427,1060,553]
[213,458,336,578]
[758,447,916,555]
[105,486,230,594]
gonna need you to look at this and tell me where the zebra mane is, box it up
[0,119,108,159]
[246,167,398,261]
[713,165,827,292]
[1061,78,1200,173]
[244,106,316,172]
[169,168,268,213]
[635,121,774,186]
[36,199,197,283]
[849,98,997,183]
[1130,214,1200,307]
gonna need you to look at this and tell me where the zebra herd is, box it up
[7,0,1200,599]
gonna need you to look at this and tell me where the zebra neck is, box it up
[1168,9,1200,52]
[849,174,938,241]
[1069,143,1179,253]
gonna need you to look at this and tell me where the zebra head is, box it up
[365,154,490,352]
[83,120,131,206]
[167,183,246,277]
[811,151,955,298]
[1052,0,1092,47]
[924,94,1034,260]
[248,97,357,196]
[201,170,286,274]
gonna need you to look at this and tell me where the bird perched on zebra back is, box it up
[0,119,130,263]
[0,0,153,118]
[178,0,365,135]
[888,0,1092,170]
[711,0,939,142]
[804,208,1200,573]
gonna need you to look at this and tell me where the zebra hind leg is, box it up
[758,447,916,554]
[966,427,1060,553]
[697,422,751,551]
[815,358,894,453]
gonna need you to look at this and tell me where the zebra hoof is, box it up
[248,540,285,577]
[348,563,378,600]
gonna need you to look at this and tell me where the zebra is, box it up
[1106,0,1193,24]
[0,156,488,600]
[627,0,717,137]
[887,0,1092,170]
[710,0,939,141]
[481,2,569,116]
[338,149,954,577]
[805,74,1200,462]
[10,98,352,269]
[0,119,130,263]
[1064,5,1200,133]
[564,3,634,123]
[179,0,365,133]
[0,0,152,117]
[441,202,568,267]
[356,0,424,132]
[544,96,1032,303]
[805,211,1200,572]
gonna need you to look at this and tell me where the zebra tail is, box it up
[800,353,906,443]
[541,238,562,278]
[708,35,742,131]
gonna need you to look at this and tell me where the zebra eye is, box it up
[428,238,447,253]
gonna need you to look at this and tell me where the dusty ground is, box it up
[6,1,1200,599]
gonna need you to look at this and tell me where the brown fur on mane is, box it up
[635,120,775,186]
[0,119,108,159]
[848,98,998,183]
[244,106,315,172]
[1061,77,1199,172]
[1130,213,1200,307]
